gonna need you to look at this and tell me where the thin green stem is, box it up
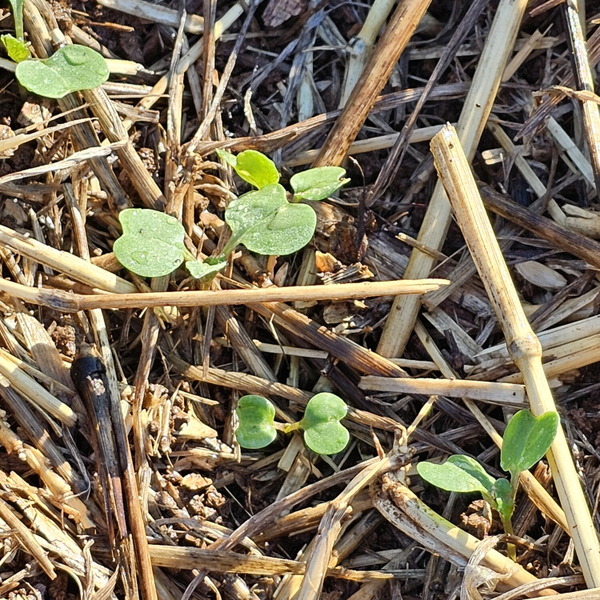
[500,514,516,561]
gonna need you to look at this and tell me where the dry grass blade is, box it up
[0,277,448,312]
[377,0,529,358]
[430,122,600,588]
[359,377,526,406]
[312,0,433,166]
[562,0,600,191]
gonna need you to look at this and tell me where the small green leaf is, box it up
[233,150,279,189]
[417,455,496,497]
[235,395,277,450]
[500,410,559,477]
[493,478,515,525]
[113,208,186,278]
[216,148,237,168]
[300,393,349,455]
[185,260,227,280]
[301,393,348,429]
[8,0,24,39]
[1,34,29,62]
[226,184,287,232]
[16,45,109,99]
[304,421,350,455]
[225,184,317,256]
[290,166,350,201]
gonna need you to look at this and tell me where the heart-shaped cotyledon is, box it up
[299,393,349,455]
[235,395,277,449]
[113,208,188,278]
[16,45,108,99]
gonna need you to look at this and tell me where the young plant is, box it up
[235,393,350,455]
[112,150,349,279]
[218,149,349,257]
[1,0,30,63]
[417,409,559,556]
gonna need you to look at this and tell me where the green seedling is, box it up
[16,45,109,98]
[113,150,349,279]
[1,0,108,95]
[218,149,349,257]
[417,409,559,558]
[2,0,30,63]
[235,393,350,455]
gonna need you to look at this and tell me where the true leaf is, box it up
[16,45,109,99]
[290,166,349,201]
[216,148,238,168]
[500,409,559,477]
[300,393,349,455]
[113,208,186,278]
[417,455,496,498]
[303,421,349,455]
[225,184,317,256]
[232,150,279,189]
[8,0,24,39]
[1,34,29,62]
[235,395,277,450]
[185,259,227,280]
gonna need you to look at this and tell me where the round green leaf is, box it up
[235,395,277,450]
[301,393,348,429]
[290,166,350,201]
[417,455,495,497]
[234,150,279,189]
[226,184,287,233]
[303,421,350,455]
[113,208,186,277]
[185,259,227,280]
[225,184,317,256]
[446,455,496,494]
[16,45,109,99]
[299,393,349,455]
[500,409,559,477]
[241,203,317,256]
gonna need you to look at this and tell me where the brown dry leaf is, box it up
[263,0,308,28]
[514,260,567,291]
[534,85,600,105]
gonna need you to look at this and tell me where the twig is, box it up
[0,278,449,312]
[0,497,56,579]
[478,185,600,270]
[358,377,526,406]
[96,0,204,34]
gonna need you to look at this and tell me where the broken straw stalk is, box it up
[0,277,448,312]
[377,0,529,358]
[429,123,600,588]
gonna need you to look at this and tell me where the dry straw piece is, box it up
[377,0,529,358]
[429,122,600,588]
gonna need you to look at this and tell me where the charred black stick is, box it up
[71,345,128,541]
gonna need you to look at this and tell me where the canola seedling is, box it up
[113,150,349,279]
